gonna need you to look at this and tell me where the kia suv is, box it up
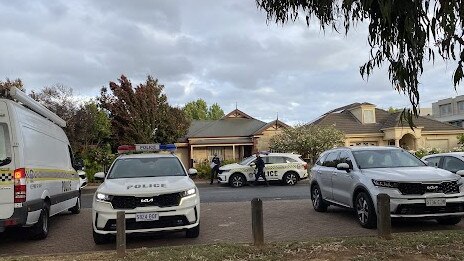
[310,146,464,228]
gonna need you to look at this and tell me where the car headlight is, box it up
[372,179,399,188]
[220,169,229,173]
[181,188,196,197]
[458,178,463,186]
[96,193,113,202]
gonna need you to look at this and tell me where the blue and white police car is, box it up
[92,144,200,244]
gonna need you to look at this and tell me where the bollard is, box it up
[116,211,126,257]
[251,198,264,246]
[377,193,392,239]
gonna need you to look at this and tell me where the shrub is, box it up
[414,147,443,159]
[195,161,211,179]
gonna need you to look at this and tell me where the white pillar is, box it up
[395,139,400,147]
[232,145,236,160]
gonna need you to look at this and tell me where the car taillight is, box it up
[14,168,26,203]
[303,163,308,170]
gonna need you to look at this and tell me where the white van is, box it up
[0,87,81,239]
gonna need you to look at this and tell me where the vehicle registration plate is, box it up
[135,212,159,222]
[425,198,446,207]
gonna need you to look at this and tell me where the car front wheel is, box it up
[186,224,200,238]
[355,192,377,229]
[311,184,328,212]
[93,230,110,245]
[437,216,462,225]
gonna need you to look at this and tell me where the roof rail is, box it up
[8,87,66,127]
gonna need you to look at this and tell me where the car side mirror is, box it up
[456,170,464,176]
[188,168,198,176]
[94,172,105,180]
[73,158,84,171]
[249,163,256,167]
[337,163,351,172]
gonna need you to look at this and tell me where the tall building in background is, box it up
[432,96,464,127]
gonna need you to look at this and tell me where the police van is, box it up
[218,152,308,187]
[92,144,200,244]
[0,87,81,239]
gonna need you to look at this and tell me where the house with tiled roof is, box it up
[311,102,464,150]
[175,109,289,168]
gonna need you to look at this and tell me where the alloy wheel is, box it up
[312,187,321,209]
[232,175,243,187]
[286,173,297,185]
[356,196,369,225]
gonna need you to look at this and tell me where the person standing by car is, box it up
[254,152,269,186]
[210,154,221,184]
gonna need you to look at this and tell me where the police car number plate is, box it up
[135,212,159,222]
[425,198,446,207]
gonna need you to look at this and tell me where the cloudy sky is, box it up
[0,0,461,124]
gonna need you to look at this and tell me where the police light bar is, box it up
[117,144,176,154]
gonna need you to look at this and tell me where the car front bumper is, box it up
[373,186,464,218]
[93,195,200,235]
[389,195,464,218]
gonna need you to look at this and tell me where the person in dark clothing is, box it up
[253,153,269,187]
[210,154,221,184]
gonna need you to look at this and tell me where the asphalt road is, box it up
[81,181,311,208]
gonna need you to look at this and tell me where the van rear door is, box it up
[0,101,14,219]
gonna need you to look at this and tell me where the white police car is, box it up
[92,144,200,244]
[218,153,308,188]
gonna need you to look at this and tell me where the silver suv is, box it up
[310,146,464,228]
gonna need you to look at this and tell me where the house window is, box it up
[440,103,452,116]
[458,101,464,112]
[208,147,224,160]
[363,109,375,123]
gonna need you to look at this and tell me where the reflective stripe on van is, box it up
[25,168,78,181]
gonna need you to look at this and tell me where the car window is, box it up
[108,157,186,179]
[338,151,353,169]
[323,152,340,168]
[352,149,425,169]
[442,156,464,173]
[425,156,440,167]
[266,156,285,164]
[284,157,298,163]
[239,156,256,165]
[315,153,327,166]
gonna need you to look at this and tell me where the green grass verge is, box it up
[3,230,464,261]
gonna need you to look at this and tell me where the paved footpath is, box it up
[1,199,463,257]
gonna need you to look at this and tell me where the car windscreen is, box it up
[352,149,426,169]
[107,157,186,179]
[239,156,256,165]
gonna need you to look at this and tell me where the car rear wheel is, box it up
[355,192,377,229]
[283,172,298,186]
[186,224,200,238]
[229,173,246,188]
[436,216,462,225]
[69,192,81,214]
[311,184,328,212]
[32,204,50,240]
